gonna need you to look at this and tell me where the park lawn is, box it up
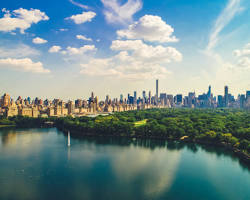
[134,119,147,127]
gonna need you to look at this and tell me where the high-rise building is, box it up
[207,85,211,98]
[68,101,75,114]
[120,94,123,103]
[217,95,223,107]
[148,91,151,104]
[246,91,250,99]
[176,94,183,104]
[160,93,167,105]
[142,91,146,100]
[134,91,137,104]
[2,93,10,107]
[156,79,159,98]
[240,95,245,108]
[224,86,229,107]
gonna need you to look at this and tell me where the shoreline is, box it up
[1,125,249,165]
[61,128,250,165]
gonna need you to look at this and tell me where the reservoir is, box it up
[0,128,249,200]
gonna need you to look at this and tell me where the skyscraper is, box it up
[134,91,137,104]
[142,91,146,99]
[207,85,211,98]
[156,79,159,98]
[224,86,229,107]
[149,91,151,104]
[246,91,250,99]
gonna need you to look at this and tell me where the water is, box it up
[0,128,249,200]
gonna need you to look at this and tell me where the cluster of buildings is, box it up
[0,80,250,118]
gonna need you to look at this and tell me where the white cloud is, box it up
[62,45,96,55]
[65,11,96,24]
[233,43,250,69]
[101,0,142,25]
[59,28,68,32]
[206,0,243,51]
[80,40,182,80]
[0,44,39,58]
[117,15,178,43]
[49,45,62,53]
[76,35,92,41]
[0,8,49,34]
[0,58,50,73]
[32,37,48,44]
[111,40,182,63]
[69,0,91,10]
[49,45,96,55]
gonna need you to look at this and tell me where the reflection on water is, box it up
[0,128,249,200]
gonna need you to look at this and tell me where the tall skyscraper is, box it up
[156,79,159,98]
[149,91,151,104]
[120,94,123,103]
[142,91,146,99]
[134,91,137,103]
[207,85,211,98]
[224,86,229,107]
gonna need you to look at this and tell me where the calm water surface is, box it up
[0,128,249,200]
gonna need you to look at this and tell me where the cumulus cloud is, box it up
[0,8,49,34]
[80,40,182,80]
[76,34,92,41]
[101,0,142,24]
[32,37,48,44]
[65,11,96,24]
[233,43,250,69]
[62,45,96,55]
[49,45,96,55]
[117,15,178,43]
[111,40,182,63]
[0,58,50,73]
[49,45,62,53]
[0,44,39,58]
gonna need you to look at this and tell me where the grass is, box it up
[134,119,147,127]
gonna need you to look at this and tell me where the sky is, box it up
[0,0,250,100]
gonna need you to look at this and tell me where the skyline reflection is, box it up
[0,128,249,200]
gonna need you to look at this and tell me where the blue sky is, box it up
[0,0,250,100]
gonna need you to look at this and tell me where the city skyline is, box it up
[1,0,250,99]
[1,79,250,119]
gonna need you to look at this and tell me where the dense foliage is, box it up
[0,116,49,128]
[0,109,249,155]
[54,109,250,155]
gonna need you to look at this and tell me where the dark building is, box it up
[224,86,229,107]
[207,85,211,98]
[156,79,159,98]
[246,91,250,99]
[176,94,183,104]
[217,95,223,107]
[160,93,167,105]
[134,91,137,102]
[240,95,245,108]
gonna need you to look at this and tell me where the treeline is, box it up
[0,115,50,128]
[55,109,250,155]
[0,109,250,155]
